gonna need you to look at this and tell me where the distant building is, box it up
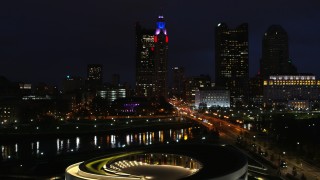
[195,88,230,109]
[110,97,149,115]
[172,67,185,99]
[135,15,169,98]
[154,15,169,98]
[86,64,103,91]
[0,76,20,97]
[263,75,320,109]
[135,22,156,97]
[62,75,84,94]
[248,75,264,107]
[185,75,212,106]
[22,95,51,101]
[215,23,249,104]
[112,74,120,87]
[260,25,297,79]
[34,83,58,96]
[288,100,309,110]
[19,83,31,90]
[96,87,126,105]
[18,83,32,96]
[0,97,19,125]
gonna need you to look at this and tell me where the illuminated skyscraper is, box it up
[154,15,169,98]
[215,23,249,104]
[87,64,103,91]
[135,16,168,98]
[87,64,103,81]
[172,67,185,99]
[260,25,297,79]
[135,22,155,97]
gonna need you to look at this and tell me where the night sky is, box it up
[0,0,320,87]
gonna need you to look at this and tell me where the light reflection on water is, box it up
[0,127,197,161]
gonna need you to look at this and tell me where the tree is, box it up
[292,166,297,176]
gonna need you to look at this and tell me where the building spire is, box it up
[155,15,167,35]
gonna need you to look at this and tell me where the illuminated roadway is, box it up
[200,115,320,180]
[178,107,320,180]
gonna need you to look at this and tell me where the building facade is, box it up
[260,25,297,79]
[263,75,320,109]
[248,75,264,107]
[87,64,103,91]
[96,87,126,105]
[135,16,168,98]
[154,16,169,98]
[172,67,185,99]
[185,75,212,106]
[195,89,230,109]
[0,98,19,125]
[62,75,84,94]
[135,22,155,97]
[215,23,249,104]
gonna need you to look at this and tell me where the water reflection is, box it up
[0,127,199,161]
[94,136,97,147]
[76,137,80,151]
[36,141,40,156]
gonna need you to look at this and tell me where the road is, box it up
[179,109,320,180]
[180,113,280,179]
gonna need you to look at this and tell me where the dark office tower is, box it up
[172,67,185,99]
[248,75,263,106]
[63,75,84,94]
[260,25,297,79]
[135,22,155,97]
[112,74,120,87]
[185,75,212,105]
[154,15,169,98]
[215,23,249,104]
[87,64,103,91]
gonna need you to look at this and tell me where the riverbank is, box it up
[0,124,209,179]
[0,121,198,140]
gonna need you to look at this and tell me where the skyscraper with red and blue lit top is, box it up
[135,15,168,98]
[154,15,168,98]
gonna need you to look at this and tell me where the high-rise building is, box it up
[135,16,168,98]
[215,23,249,104]
[154,15,169,98]
[62,75,84,94]
[112,74,120,87]
[135,22,155,97]
[185,75,212,106]
[260,25,297,79]
[87,64,103,81]
[172,67,185,99]
[248,75,264,107]
[87,64,103,91]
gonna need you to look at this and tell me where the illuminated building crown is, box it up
[155,15,167,35]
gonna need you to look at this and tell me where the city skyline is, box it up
[0,0,320,86]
